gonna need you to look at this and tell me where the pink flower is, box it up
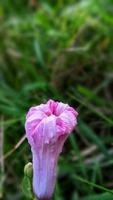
[25,99,78,200]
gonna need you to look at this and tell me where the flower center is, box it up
[45,111,52,116]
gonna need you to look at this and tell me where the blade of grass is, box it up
[68,93,113,126]
[78,120,109,157]
[73,174,113,194]
[81,192,113,200]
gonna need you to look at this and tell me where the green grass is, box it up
[0,0,113,200]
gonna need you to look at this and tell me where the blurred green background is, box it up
[0,0,113,200]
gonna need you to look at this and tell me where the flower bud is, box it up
[24,162,33,178]
[25,99,78,200]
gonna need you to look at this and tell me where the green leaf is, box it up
[78,120,108,157]
[34,40,45,68]
[22,176,33,199]
[81,192,113,200]
[69,134,87,178]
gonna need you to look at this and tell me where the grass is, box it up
[0,0,113,199]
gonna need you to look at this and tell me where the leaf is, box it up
[69,134,87,177]
[21,176,33,199]
[34,40,45,68]
[81,192,113,200]
[78,120,109,157]
[77,85,110,106]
